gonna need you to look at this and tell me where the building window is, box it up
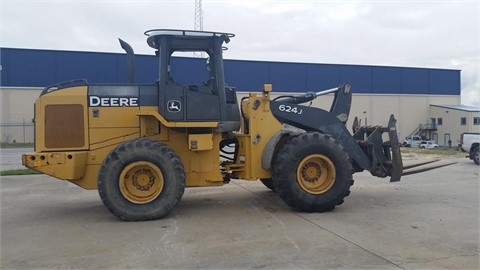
[474,117,480,125]
[461,117,467,125]
[437,118,443,125]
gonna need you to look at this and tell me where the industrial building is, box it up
[1,47,478,146]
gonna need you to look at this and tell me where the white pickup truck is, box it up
[402,135,423,147]
[461,133,480,165]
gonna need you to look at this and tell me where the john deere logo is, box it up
[167,100,181,112]
[89,96,138,107]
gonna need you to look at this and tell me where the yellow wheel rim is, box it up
[119,161,164,204]
[297,154,336,194]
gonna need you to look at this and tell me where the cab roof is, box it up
[144,29,235,51]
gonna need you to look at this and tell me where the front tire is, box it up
[98,138,185,221]
[272,132,354,212]
[260,178,276,192]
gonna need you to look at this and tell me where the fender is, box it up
[261,126,303,170]
[270,100,371,170]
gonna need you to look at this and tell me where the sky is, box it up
[1,0,479,106]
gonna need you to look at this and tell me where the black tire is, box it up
[272,132,354,212]
[98,138,185,221]
[473,147,480,165]
[260,178,276,192]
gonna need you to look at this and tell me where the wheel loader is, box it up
[22,29,452,221]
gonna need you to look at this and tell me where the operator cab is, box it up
[145,29,240,132]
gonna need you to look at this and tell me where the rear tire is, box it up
[98,138,185,221]
[272,132,354,212]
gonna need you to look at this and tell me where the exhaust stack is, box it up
[118,38,135,83]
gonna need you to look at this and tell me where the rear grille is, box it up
[45,104,85,148]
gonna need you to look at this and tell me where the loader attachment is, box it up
[382,116,458,178]
[271,85,456,183]
[272,92,404,181]
[387,114,403,182]
[402,159,458,176]
[352,114,457,181]
[352,114,403,182]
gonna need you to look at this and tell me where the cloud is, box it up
[1,0,479,106]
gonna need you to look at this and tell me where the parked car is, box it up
[418,141,438,149]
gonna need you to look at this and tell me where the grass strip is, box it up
[0,169,40,176]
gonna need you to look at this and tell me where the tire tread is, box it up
[98,138,185,221]
[272,132,354,212]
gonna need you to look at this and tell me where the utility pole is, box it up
[194,0,204,58]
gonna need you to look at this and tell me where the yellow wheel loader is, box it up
[22,29,451,221]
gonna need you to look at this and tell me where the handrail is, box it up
[40,79,88,96]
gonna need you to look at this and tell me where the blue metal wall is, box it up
[1,48,460,95]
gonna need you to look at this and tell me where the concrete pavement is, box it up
[1,157,478,269]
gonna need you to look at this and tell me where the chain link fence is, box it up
[1,122,34,171]
[0,147,32,170]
